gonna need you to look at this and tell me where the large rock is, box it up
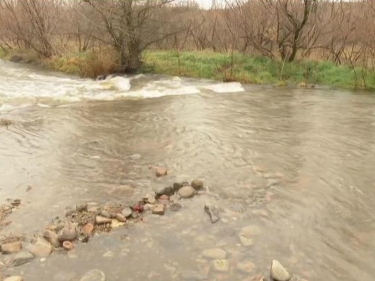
[211,259,229,272]
[79,269,106,281]
[238,225,261,246]
[43,230,60,247]
[178,186,196,199]
[180,270,208,280]
[155,186,175,197]
[191,179,204,191]
[58,221,78,242]
[1,241,22,254]
[152,204,166,215]
[270,260,291,281]
[30,237,53,258]
[204,203,220,223]
[12,251,35,266]
[202,248,227,259]
[4,277,24,281]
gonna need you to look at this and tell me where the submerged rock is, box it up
[237,261,256,274]
[238,225,261,246]
[30,237,53,257]
[191,179,204,191]
[170,202,182,212]
[155,186,175,197]
[180,270,208,280]
[79,269,106,281]
[178,186,196,199]
[202,248,227,259]
[211,259,229,272]
[270,260,291,281]
[12,251,35,266]
[1,241,22,254]
[155,167,168,177]
[204,203,220,223]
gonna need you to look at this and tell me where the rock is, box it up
[170,202,182,212]
[115,213,127,222]
[143,204,152,211]
[173,182,184,191]
[238,225,261,246]
[152,204,166,215]
[4,277,24,281]
[204,203,220,223]
[76,204,88,212]
[191,179,204,190]
[12,251,35,266]
[159,194,169,201]
[58,221,78,242]
[95,216,111,225]
[143,194,156,204]
[1,241,22,254]
[178,186,196,199]
[30,237,53,258]
[155,167,167,177]
[121,207,133,218]
[211,259,229,272]
[180,270,208,280]
[62,241,74,251]
[79,269,106,281]
[202,248,227,259]
[82,223,95,236]
[87,202,100,213]
[237,261,256,274]
[100,210,112,219]
[155,186,175,197]
[270,260,291,281]
[43,230,60,247]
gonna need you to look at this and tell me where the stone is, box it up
[4,277,24,281]
[152,204,166,215]
[178,186,196,199]
[100,210,112,219]
[30,237,53,258]
[238,225,261,246]
[1,241,22,254]
[121,207,133,218]
[202,248,227,259]
[180,270,208,280]
[143,194,156,204]
[95,216,111,224]
[170,202,182,212]
[155,186,175,197]
[191,179,204,190]
[237,261,256,274]
[43,230,60,247]
[82,223,95,236]
[79,269,106,281]
[12,251,35,266]
[58,221,78,242]
[270,260,291,281]
[211,259,229,272]
[76,204,88,212]
[87,202,100,213]
[115,213,127,222]
[159,194,169,201]
[204,203,220,223]
[62,241,74,251]
[173,182,183,191]
[155,167,167,177]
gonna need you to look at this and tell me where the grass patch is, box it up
[143,50,375,89]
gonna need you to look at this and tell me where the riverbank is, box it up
[1,49,375,90]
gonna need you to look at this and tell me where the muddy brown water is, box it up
[1,60,375,281]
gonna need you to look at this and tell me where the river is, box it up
[1,60,375,281]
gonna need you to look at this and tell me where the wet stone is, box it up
[43,230,60,247]
[178,186,196,199]
[80,269,106,281]
[95,216,112,225]
[143,204,152,211]
[180,270,208,280]
[202,248,227,259]
[173,182,184,191]
[191,179,204,191]
[170,202,182,212]
[1,241,22,254]
[237,261,256,274]
[204,203,220,223]
[270,260,291,281]
[155,167,168,177]
[12,251,35,266]
[100,210,112,219]
[58,221,78,242]
[143,194,156,204]
[4,277,24,281]
[30,237,53,258]
[238,225,261,246]
[115,213,127,222]
[155,186,175,197]
[152,204,166,215]
[211,259,229,272]
[121,207,133,218]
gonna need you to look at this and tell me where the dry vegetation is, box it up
[0,0,375,88]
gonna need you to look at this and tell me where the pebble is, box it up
[100,210,112,219]
[58,221,78,242]
[1,241,22,254]
[43,230,60,247]
[96,216,112,224]
[270,260,291,281]
[178,186,196,199]
[155,186,175,197]
[143,204,152,211]
[30,237,53,258]
[204,203,220,223]
[12,251,35,266]
[170,202,182,212]
[152,204,166,215]
[180,270,208,280]
[121,207,133,218]
[211,259,229,272]
[143,194,156,204]
[155,167,168,177]
[202,248,227,259]
[237,261,256,274]
[79,269,106,281]
[238,225,261,246]
[191,179,204,190]
[62,241,74,251]
[115,213,127,222]
[82,223,95,236]
[4,277,24,281]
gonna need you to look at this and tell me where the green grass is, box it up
[143,50,375,90]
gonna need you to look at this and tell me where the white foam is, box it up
[99,76,131,91]
[203,82,245,93]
